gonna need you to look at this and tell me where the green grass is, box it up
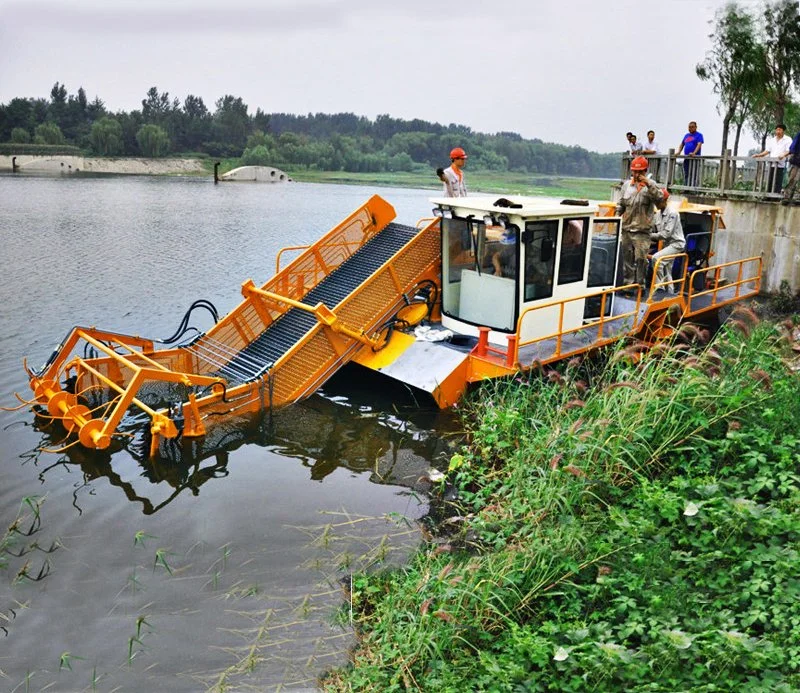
[285,168,617,200]
[322,310,800,692]
[201,160,617,201]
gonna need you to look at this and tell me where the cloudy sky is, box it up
[0,0,765,155]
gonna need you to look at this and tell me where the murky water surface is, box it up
[0,174,457,691]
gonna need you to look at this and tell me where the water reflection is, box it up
[25,366,458,516]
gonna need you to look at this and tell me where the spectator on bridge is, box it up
[677,121,704,187]
[641,130,660,155]
[642,130,661,180]
[781,129,800,205]
[754,123,793,194]
[627,132,643,155]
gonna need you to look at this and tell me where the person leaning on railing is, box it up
[781,129,800,205]
[753,123,793,194]
[677,121,703,187]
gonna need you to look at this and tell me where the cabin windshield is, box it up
[441,216,518,331]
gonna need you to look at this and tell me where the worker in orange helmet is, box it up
[442,147,468,197]
[615,156,664,291]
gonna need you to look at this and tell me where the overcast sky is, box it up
[0,0,766,155]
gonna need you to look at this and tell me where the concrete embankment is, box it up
[0,155,205,175]
[689,196,800,294]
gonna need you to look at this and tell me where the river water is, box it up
[0,174,458,691]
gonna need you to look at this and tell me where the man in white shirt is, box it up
[753,123,793,194]
[626,133,643,155]
[642,130,661,180]
[641,130,660,155]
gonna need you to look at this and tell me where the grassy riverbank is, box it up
[323,310,800,691]
[207,160,617,200]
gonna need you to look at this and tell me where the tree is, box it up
[136,124,171,157]
[34,121,65,145]
[90,117,124,155]
[176,94,211,152]
[142,86,177,124]
[48,81,67,129]
[0,98,36,141]
[212,95,250,151]
[696,2,764,157]
[10,127,30,143]
[760,0,800,125]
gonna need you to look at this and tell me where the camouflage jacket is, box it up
[616,178,664,233]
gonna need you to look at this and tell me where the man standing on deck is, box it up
[616,156,664,292]
[442,147,468,197]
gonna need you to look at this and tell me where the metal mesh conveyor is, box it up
[193,223,421,385]
[25,195,443,455]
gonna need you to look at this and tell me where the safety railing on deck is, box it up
[509,284,645,368]
[685,256,762,317]
[649,252,688,297]
[621,151,792,200]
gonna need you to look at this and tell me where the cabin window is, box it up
[441,216,518,331]
[587,219,620,288]
[523,220,557,301]
[557,217,589,285]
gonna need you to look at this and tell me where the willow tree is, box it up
[696,2,764,157]
[136,123,170,157]
[761,0,800,126]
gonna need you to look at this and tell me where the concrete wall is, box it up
[690,196,800,294]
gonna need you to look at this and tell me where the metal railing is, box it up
[621,150,793,199]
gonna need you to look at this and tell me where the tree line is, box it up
[0,85,619,178]
[696,0,800,155]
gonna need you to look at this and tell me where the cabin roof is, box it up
[430,195,601,218]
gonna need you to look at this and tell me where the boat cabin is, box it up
[431,196,622,347]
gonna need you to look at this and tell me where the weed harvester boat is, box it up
[21,194,761,458]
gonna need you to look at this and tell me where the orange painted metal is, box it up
[26,195,442,455]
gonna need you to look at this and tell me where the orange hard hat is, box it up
[450,147,468,160]
[630,156,649,171]
[661,188,670,201]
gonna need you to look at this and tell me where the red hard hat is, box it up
[450,147,468,160]
[630,156,649,171]
[661,188,670,201]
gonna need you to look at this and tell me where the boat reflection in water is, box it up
[28,364,458,515]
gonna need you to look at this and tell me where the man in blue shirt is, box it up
[781,130,800,205]
[677,121,704,187]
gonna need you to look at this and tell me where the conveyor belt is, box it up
[198,223,420,384]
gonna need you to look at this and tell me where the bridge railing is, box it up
[620,150,790,200]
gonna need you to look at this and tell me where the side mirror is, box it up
[540,238,554,263]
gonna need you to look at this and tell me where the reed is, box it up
[323,316,800,691]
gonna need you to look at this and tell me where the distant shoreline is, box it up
[0,155,618,200]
